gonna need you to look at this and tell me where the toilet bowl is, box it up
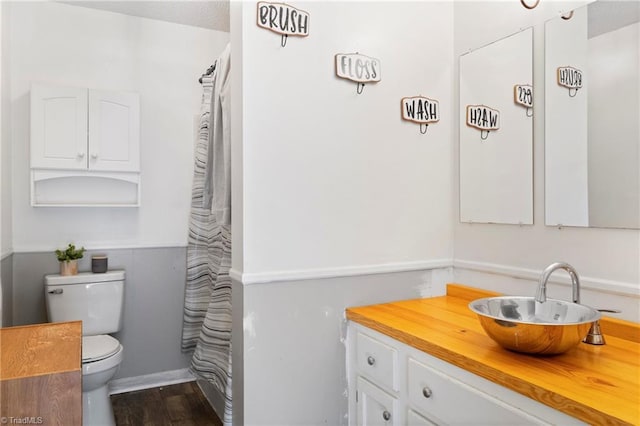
[82,335,123,426]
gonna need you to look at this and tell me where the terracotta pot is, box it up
[60,260,79,276]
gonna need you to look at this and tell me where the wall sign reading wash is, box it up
[256,2,309,46]
[401,96,440,134]
[466,104,500,140]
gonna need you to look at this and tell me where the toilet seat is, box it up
[83,335,121,363]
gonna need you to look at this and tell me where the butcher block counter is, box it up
[0,321,82,425]
[346,284,640,425]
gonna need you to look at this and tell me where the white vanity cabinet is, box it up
[347,323,585,426]
[30,83,140,206]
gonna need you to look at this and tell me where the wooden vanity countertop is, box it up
[0,321,82,380]
[346,284,640,426]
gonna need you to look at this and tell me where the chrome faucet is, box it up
[535,262,581,304]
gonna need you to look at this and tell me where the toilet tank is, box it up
[45,270,125,336]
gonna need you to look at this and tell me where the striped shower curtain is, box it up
[182,44,232,425]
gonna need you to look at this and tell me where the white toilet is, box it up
[45,270,125,426]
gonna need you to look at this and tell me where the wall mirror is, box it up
[545,1,639,229]
[459,27,534,225]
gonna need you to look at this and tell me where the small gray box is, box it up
[91,255,108,273]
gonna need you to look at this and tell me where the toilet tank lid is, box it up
[45,270,125,285]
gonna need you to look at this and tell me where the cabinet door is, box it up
[31,84,88,170]
[88,90,140,172]
[356,377,397,426]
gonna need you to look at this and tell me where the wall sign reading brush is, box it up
[335,53,381,94]
[513,84,533,117]
[401,96,440,134]
[557,66,583,97]
[466,104,500,140]
[256,2,309,47]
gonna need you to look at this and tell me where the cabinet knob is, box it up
[422,386,432,398]
[367,356,375,366]
[77,152,85,158]
[382,410,391,421]
[91,153,98,159]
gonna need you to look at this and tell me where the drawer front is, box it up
[357,376,398,426]
[407,409,438,426]
[356,331,398,392]
[407,358,540,425]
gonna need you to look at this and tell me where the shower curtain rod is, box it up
[199,62,217,83]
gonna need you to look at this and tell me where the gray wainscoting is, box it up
[10,246,192,379]
[1,254,13,327]
[235,268,450,426]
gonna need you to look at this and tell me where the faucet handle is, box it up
[597,309,621,314]
[583,321,606,345]
[583,309,622,346]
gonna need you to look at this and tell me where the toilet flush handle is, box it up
[48,289,63,294]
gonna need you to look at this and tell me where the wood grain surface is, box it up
[1,372,82,425]
[0,321,82,380]
[346,284,640,426]
[1,321,82,425]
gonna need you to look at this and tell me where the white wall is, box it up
[236,1,454,280]
[1,1,11,258]
[453,1,640,321]
[0,1,4,326]
[9,2,229,252]
[232,1,455,424]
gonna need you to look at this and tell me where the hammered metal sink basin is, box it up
[469,296,601,355]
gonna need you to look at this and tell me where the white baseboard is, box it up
[109,368,195,395]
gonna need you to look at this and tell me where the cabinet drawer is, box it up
[356,331,398,392]
[407,357,540,425]
[356,376,397,426]
[407,409,438,426]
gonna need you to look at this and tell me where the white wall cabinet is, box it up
[30,83,140,206]
[348,323,585,426]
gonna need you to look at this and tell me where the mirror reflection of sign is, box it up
[335,53,381,83]
[466,105,500,130]
[256,2,309,37]
[557,66,582,89]
[514,84,533,108]
[401,96,440,124]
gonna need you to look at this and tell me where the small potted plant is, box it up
[55,243,85,276]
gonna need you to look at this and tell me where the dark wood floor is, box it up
[111,381,223,426]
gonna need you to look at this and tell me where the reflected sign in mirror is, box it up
[545,1,640,229]
[459,27,533,225]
